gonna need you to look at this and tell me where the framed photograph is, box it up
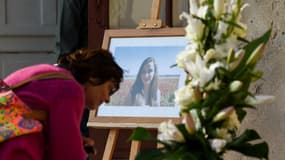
[89,28,187,126]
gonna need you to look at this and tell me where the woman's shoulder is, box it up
[4,64,72,86]
[10,64,69,75]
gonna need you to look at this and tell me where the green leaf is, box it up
[230,129,261,145]
[227,129,269,159]
[244,29,271,60]
[250,71,263,82]
[235,108,247,122]
[180,152,200,160]
[136,145,191,160]
[232,29,271,79]
[135,148,164,160]
[229,142,269,159]
[164,146,190,160]
[237,36,250,43]
[129,127,157,142]
[204,150,223,160]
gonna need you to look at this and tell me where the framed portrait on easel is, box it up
[89,28,187,126]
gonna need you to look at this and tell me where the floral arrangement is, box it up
[130,0,274,159]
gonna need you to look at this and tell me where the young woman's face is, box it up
[84,80,117,110]
[140,61,155,85]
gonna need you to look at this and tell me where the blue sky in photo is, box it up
[113,46,185,76]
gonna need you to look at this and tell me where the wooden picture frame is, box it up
[88,28,186,128]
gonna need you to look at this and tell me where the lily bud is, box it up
[213,106,235,122]
[194,87,202,101]
[245,95,275,106]
[182,112,196,134]
[203,92,208,99]
[204,48,217,62]
[227,49,235,63]
[189,0,198,15]
[233,22,248,38]
[229,50,244,71]
[214,0,224,19]
[229,80,243,92]
[246,44,265,66]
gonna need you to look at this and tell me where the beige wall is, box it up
[230,0,285,159]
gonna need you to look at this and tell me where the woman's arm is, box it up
[48,81,86,160]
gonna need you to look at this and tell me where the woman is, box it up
[0,49,123,160]
[124,57,160,106]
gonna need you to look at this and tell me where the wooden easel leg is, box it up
[102,129,119,160]
[129,141,141,160]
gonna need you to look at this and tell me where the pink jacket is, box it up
[0,64,86,160]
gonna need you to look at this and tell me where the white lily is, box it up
[180,12,205,41]
[204,48,217,62]
[209,139,227,153]
[197,6,209,19]
[214,21,229,40]
[185,54,222,87]
[174,84,197,109]
[176,44,198,69]
[158,120,185,143]
[185,20,205,41]
[215,35,238,58]
[226,0,239,15]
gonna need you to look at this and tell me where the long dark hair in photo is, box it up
[130,57,158,106]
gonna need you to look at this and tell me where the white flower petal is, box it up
[209,139,227,153]
[158,120,185,143]
[175,84,196,107]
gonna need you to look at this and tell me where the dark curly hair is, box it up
[57,48,123,91]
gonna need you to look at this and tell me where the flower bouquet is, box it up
[129,0,274,159]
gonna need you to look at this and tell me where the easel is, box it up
[88,0,181,159]
[88,115,180,160]
[109,1,163,158]
[137,0,163,29]
[107,1,163,158]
